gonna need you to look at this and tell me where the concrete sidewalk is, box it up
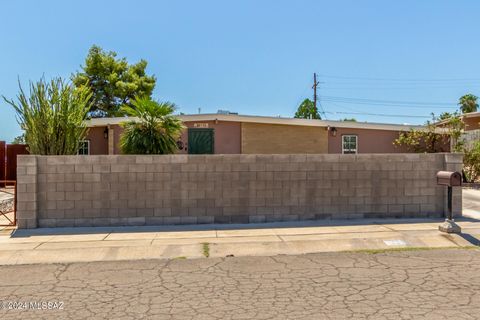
[463,188,480,219]
[0,218,479,265]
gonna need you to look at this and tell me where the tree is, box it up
[11,133,25,144]
[342,118,357,122]
[3,78,92,155]
[394,125,443,153]
[438,112,453,120]
[443,113,465,152]
[294,99,321,119]
[458,94,478,114]
[393,114,460,153]
[120,96,184,154]
[72,45,156,117]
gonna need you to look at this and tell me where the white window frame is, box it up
[78,140,90,155]
[342,135,358,154]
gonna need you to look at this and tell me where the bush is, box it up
[120,96,184,154]
[3,78,92,155]
[463,140,480,183]
[394,113,464,153]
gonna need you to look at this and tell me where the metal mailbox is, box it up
[436,171,462,187]
[436,170,462,234]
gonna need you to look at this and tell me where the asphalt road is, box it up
[0,248,479,320]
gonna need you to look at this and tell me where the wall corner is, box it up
[16,155,38,229]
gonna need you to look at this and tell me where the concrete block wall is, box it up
[16,156,38,229]
[16,153,463,228]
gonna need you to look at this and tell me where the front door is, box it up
[188,128,214,154]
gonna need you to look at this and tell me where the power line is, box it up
[321,95,455,106]
[323,110,431,119]
[323,101,432,119]
[318,99,327,120]
[317,74,480,82]
[315,73,468,120]
[312,73,319,116]
[321,84,480,90]
[312,73,327,119]
[322,100,456,122]
[325,101,369,114]
[320,96,456,109]
[321,100,455,109]
[292,79,314,116]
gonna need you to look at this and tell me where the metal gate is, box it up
[0,141,5,183]
[0,181,16,227]
[6,144,29,182]
[0,141,27,226]
[188,128,215,154]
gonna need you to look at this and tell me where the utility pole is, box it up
[312,73,320,118]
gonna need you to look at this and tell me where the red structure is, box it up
[0,141,29,184]
[0,141,5,182]
[0,141,25,226]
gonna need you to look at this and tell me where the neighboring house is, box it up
[436,111,480,132]
[461,111,480,131]
[435,111,480,149]
[83,114,427,155]
[460,111,480,148]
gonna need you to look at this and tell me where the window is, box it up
[78,140,90,155]
[342,135,357,154]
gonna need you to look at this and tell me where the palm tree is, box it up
[120,96,184,154]
[458,94,478,114]
[3,78,92,155]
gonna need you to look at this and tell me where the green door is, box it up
[188,128,214,154]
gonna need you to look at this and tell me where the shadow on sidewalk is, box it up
[459,233,480,246]
[9,216,479,238]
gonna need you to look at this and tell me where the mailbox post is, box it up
[436,171,462,233]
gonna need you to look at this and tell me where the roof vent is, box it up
[217,109,238,115]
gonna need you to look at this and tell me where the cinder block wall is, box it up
[16,153,463,229]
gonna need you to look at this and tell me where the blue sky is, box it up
[1,0,480,142]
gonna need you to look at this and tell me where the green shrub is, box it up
[3,78,92,155]
[463,140,480,183]
[120,96,184,154]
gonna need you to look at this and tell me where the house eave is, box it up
[85,113,427,132]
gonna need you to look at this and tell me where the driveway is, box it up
[0,248,479,320]
[463,188,480,219]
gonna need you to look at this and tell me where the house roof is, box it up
[434,111,480,126]
[463,111,480,119]
[85,113,426,132]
